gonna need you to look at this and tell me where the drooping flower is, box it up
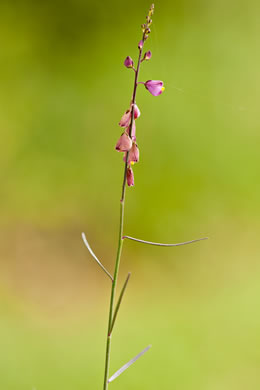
[119,104,140,127]
[126,120,136,141]
[127,166,134,186]
[115,132,132,152]
[144,80,165,96]
[143,50,152,61]
[128,142,140,164]
[124,56,134,68]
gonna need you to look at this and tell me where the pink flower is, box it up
[119,104,140,127]
[144,51,152,60]
[128,142,140,164]
[123,142,139,164]
[115,132,132,152]
[144,80,165,96]
[119,109,131,127]
[126,120,136,141]
[124,56,134,68]
[127,167,134,186]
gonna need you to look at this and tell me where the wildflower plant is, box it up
[82,4,207,389]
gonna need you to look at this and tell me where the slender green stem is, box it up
[103,201,125,390]
[103,31,145,390]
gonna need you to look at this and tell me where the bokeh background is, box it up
[1,0,260,389]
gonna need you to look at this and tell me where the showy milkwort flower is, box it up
[123,142,139,164]
[115,132,132,152]
[145,80,165,96]
[119,104,141,128]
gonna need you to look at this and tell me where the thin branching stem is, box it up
[122,235,208,247]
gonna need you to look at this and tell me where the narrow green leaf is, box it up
[109,272,131,334]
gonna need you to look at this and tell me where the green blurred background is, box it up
[1,0,260,389]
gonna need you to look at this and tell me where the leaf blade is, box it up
[108,345,152,383]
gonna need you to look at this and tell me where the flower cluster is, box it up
[115,3,164,187]
[115,104,140,186]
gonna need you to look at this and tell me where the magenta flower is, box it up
[128,142,139,164]
[119,109,131,127]
[123,142,139,164]
[126,120,136,141]
[115,132,132,152]
[119,104,140,127]
[124,56,134,68]
[144,51,152,61]
[127,166,134,186]
[145,80,165,96]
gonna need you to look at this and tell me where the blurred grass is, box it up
[0,0,260,389]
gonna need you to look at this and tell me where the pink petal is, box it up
[145,80,165,96]
[115,132,133,152]
[127,167,134,186]
[119,110,131,127]
[128,143,139,164]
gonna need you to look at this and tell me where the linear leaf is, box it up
[81,232,113,281]
[123,235,208,247]
[109,273,131,335]
[108,345,152,383]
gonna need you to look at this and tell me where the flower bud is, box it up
[124,56,134,68]
[115,132,132,152]
[138,40,144,49]
[144,50,152,61]
[133,103,141,119]
[144,80,165,96]
[127,166,134,186]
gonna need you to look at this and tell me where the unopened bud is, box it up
[124,56,134,68]
[138,40,144,49]
[127,166,134,186]
[144,50,152,61]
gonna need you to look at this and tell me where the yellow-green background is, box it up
[1,0,260,389]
